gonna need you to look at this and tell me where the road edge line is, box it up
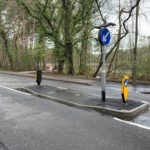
[0,85,31,96]
[114,117,150,130]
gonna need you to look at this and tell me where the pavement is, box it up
[2,70,147,120]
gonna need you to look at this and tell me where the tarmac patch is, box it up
[0,141,9,150]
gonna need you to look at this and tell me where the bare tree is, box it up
[93,0,141,78]
[132,0,139,86]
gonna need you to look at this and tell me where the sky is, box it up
[92,0,150,53]
[139,0,150,37]
[109,0,150,48]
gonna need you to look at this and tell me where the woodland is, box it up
[0,0,149,83]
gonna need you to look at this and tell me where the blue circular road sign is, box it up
[98,28,111,46]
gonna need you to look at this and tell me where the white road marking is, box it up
[0,85,31,96]
[114,117,150,130]
[57,87,68,90]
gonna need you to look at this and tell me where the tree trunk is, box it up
[132,0,139,86]
[57,59,64,73]
[93,45,103,78]
[14,35,19,70]
[42,56,46,70]
[107,0,122,77]
[62,0,74,75]
[66,42,74,75]
[54,42,65,74]
[1,30,13,70]
[79,41,87,75]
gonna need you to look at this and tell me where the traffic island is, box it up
[17,85,149,120]
[140,91,150,94]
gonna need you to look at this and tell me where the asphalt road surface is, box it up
[0,73,150,150]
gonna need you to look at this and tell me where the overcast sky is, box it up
[139,0,150,37]
[92,0,150,52]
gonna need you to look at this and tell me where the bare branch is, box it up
[94,0,106,23]
[94,22,116,29]
[93,0,141,77]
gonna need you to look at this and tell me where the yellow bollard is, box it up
[121,75,129,103]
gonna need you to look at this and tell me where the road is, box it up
[0,73,150,150]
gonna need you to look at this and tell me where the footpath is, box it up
[0,71,149,120]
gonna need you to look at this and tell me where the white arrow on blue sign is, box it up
[124,79,128,87]
[98,28,111,46]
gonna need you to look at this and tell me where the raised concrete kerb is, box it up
[19,87,149,120]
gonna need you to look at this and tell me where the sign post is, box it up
[98,28,111,101]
